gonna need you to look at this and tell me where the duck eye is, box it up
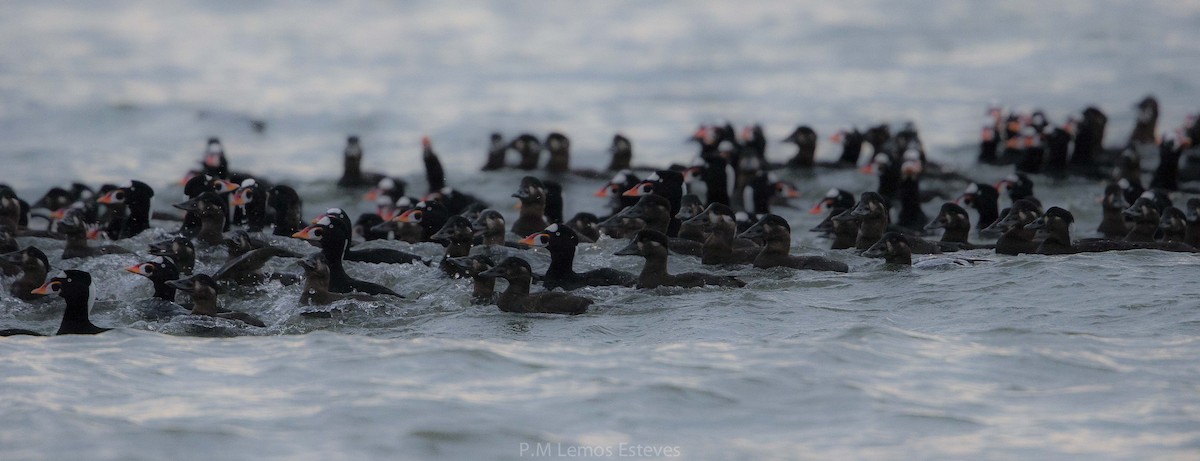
[115,191,125,201]
[52,282,62,291]
[313,228,324,237]
[412,211,423,222]
[143,265,155,274]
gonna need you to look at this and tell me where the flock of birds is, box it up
[2,95,1200,336]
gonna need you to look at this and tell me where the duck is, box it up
[173,191,228,247]
[864,232,986,268]
[1158,207,1188,244]
[471,209,510,247]
[1,270,111,336]
[606,134,633,172]
[479,256,591,315]
[565,212,602,243]
[211,241,302,286]
[431,215,476,277]
[509,134,543,171]
[614,229,745,289]
[223,230,267,259]
[511,176,550,237]
[291,215,404,297]
[841,192,889,250]
[674,195,707,242]
[520,223,635,290]
[445,255,498,304]
[1027,207,1194,255]
[895,152,929,231]
[982,199,1043,255]
[362,177,408,206]
[594,170,640,219]
[544,132,571,173]
[482,132,508,171]
[316,208,425,265]
[1122,197,1161,242]
[297,253,375,306]
[1097,184,1130,238]
[682,203,759,265]
[996,173,1036,204]
[0,227,18,276]
[956,182,1001,233]
[229,179,268,232]
[167,275,267,327]
[94,180,155,239]
[267,184,305,237]
[337,135,387,187]
[1185,198,1200,248]
[737,215,848,272]
[149,237,196,275]
[808,188,856,237]
[924,203,993,250]
[3,246,51,301]
[125,256,181,302]
[783,125,818,169]
[1150,137,1183,191]
[384,200,450,244]
[178,174,239,236]
[543,180,565,225]
[56,207,133,260]
[622,170,686,237]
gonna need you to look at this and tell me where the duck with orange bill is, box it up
[808,188,855,237]
[56,206,132,260]
[621,170,685,237]
[520,223,634,290]
[317,208,425,265]
[94,180,155,239]
[229,179,267,232]
[594,169,640,221]
[2,270,110,336]
[292,213,405,297]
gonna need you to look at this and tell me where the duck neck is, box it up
[639,252,670,282]
[547,244,577,277]
[482,229,505,246]
[58,290,99,334]
[445,238,472,258]
[199,212,225,245]
[941,224,970,244]
[126,198,151,236]
[763,233,791,256]
[502,275,532,296]
[189,292,219,316]
[152,280,177,301]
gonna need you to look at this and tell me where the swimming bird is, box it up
[125,256,181,302]
[479,256,592,314]
[982,199,1042,255]
[337,135,387,188]
[267,184,305,237]
[56,207,133,260]
[167,275,266,327]
[3,247,50,301]
[520,223,635,290]
[291,215,404,297]
[738,215,848,272]
[94,180,155,239]
[2,270,110,336]
[149,237,196,275]
[1097,184,1130,238]
[444,255,498,304]
[614,230,745,289]
[173,191,228,247]
[297,253,375,306]
[511,176,549,237]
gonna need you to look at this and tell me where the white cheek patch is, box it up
[87,285,97,315]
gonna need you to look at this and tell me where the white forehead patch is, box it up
[1006,173,1018,182]
[1118,178,1130,189]
[546,223,559,232]
[396,197,412,207]
[965,183,979,194]
[767,173,779,183]
[379,178,395,189]
[327,208,342,215]
[735,211,750,221]
[375,196,392,206]
[241,179,256,188]
[646,173,660,182]
[611,173,627,184]
[316,216,332,226]
[903,149,920,161]
[416,201,428,208]
[152,256,167,264]
[826,188,838,198]
[206,143,222,154]
[123,180,134,189]
[441,187,452,194]
[1139,191,1155,200]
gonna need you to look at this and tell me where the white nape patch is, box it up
[903,149,920,161]
[646,172,660,182]
[826,188,838,198]
[379,178,395,189]
[87,283,96,315]
[316,216,332,226]
[1118,178,1130,189]
[965,183,979,194]
[395,197,412,207]
[241,179,256,188]
[1139,191,1155,200]
[546,223,559,233]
